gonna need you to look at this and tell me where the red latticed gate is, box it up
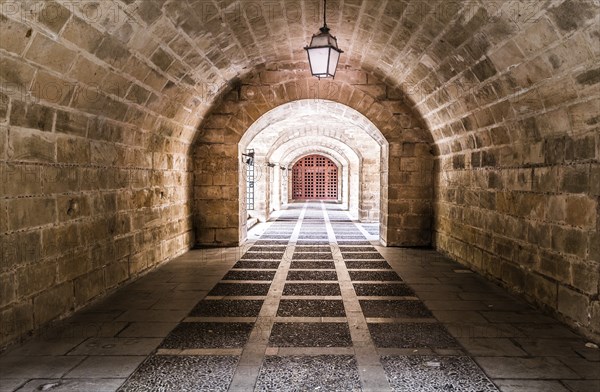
[292,155,338,200]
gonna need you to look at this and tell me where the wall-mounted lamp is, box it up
[241,150,254,165]
[267,163,276,168]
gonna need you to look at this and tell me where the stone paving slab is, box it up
[349,271,402,281]
[117,355,238,392]
[475,356,580,379]
[341,246,378,252]
[159,322,254,349]
[345,260,392,269]
[353,283,416,297]
[342,252,385,259]
[368,323,460,349]
[189,300,264,318]
[0,356,87,379]
[18,379,126,392]
[65,355,145,378]
[68,338,162,356]
[269,323,353,347]
[359,300,434,319]
[277,300,346,317]
[381,355,500,392]
[255,355,361,392]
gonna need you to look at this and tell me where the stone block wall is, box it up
[425,5,600,340]
[0,2,197,348]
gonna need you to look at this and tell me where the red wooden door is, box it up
[292,155,338,200]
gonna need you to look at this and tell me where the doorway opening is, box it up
[292,155,339,200]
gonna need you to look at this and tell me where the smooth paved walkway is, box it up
[0,202,598,391]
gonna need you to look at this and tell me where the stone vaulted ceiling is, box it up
[5,0,596,153]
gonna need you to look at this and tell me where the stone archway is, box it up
[192,72,434,247]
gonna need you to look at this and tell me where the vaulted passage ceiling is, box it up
[4,0,596,151]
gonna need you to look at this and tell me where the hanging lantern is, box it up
[304,0,343,79]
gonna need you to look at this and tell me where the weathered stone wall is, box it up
[427,5,600,340]
[0,2,195,348]
[192,67,433,247]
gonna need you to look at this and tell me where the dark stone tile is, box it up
[233,260,280,269]
[295,246,331,252]
[368,323,459,348]
[475,357,579,379]
[208,283,271,296]
[341,246,377,252]
[296,240,330,245]
[338,241,373,245]
[269,323,352,347]
[515,323,582,339]
[248,246,287,252]
[360,300,433,318]
[287,271,338,281]
[118,355,238,392]
[189,300,264,317]
[292,252,333,260]
[160,322,253,349]
[342,252,384,260]
[240,252,284,260]
[255,355,361,392]
[283,283,341,296]
[349,271,401,281]
[222,270,276,281]
[353,283,416,297]
[277,300,346,317]
[255,240,289,245]
[345,260,391,269]
[290,261,336,269]
[381,355,499,392]
[562,380,600,392]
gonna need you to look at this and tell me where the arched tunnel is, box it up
[0,0,598,390]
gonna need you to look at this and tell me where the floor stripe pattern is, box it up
[118,201,499,392]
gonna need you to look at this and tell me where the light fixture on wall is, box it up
[304,0,343,79]
[242,150,254,165]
